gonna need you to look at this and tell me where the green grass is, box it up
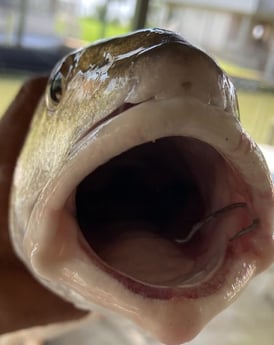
[0,75,25,118]
[79,17,130,43]
[218,59,262,81]
[238,91,274,144]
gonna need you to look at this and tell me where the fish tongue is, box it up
[92,217,227,288]
[95,221,196,287]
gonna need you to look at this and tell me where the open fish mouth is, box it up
[69,100,260,297]
[20,97,274,343]
[10,29,274,345]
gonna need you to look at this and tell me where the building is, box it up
[150,0,274,83]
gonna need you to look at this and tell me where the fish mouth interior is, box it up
[75,136,250,290]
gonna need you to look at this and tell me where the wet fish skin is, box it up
[9,28,241,253]
[0,78,87,336]
[2,28,274,345]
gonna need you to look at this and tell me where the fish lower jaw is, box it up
[23,98,274,344]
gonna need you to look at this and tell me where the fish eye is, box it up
[50,72,64,103]
[46,71,65,111]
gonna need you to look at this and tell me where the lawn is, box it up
[79,17,130,43]
[238,91,274,144]
[217,58,262,81]
[0,75,26,116]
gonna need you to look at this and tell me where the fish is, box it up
[0,77,88,343]
[1,28,274,345]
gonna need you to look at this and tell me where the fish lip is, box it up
[66,99,230,298]
[24,97,274,303]
[71,102,140,153]
[78,234,231,300]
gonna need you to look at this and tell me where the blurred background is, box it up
[0,1,273,344]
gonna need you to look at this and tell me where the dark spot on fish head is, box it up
[181,81,192,92]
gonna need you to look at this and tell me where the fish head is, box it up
[9,29,274,344]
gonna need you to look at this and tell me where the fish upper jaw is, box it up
[45,35,239,141]
[12,97,274,345]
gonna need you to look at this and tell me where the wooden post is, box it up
[99,0,111,38]
[132,0,150,30]
[15,0,28,47]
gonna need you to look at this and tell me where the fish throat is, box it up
[75,136,254,292]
